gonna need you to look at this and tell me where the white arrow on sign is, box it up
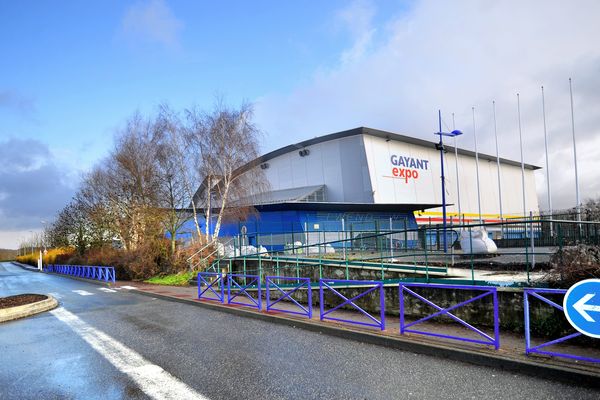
[573,293,600,322]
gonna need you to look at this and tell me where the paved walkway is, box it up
[112,278,600,376]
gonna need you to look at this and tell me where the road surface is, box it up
[0,262,598,399]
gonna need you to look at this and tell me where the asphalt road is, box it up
[1,262,599,400]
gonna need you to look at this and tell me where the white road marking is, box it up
[120,285,137,290]
[98,287,117,293]
[50,307,208,400]
[72,290,94,296]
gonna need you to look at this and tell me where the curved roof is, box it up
[257,126,540,170]
[193,126,540,205]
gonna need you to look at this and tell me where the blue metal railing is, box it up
[227,273,262,310]
[266,276,312,318]
[197,272,225,302]
[400,283,500,349]
[319,278,385,330]
[524,288,600,363]
[44,264,116,284]
[194,277,598,365]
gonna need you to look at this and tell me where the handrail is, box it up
[189,237,235,271]
[186,239,215,263]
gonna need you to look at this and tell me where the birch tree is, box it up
[186,101,266,242]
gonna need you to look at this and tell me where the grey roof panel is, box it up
[233,185,326,206]
[257,127,540,170]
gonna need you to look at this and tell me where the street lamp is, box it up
[435,110,463,253]
[41,220,47,252]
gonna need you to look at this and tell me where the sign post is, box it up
[563,279,600,338]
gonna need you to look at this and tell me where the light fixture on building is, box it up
[260,162,269,169]
[299,149,310,157]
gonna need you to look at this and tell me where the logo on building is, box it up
[389,155,429,183]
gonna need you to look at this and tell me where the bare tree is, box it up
[154,105,192,254]
[186,101,266,241]
[47,197,96,254]
[78,113,165,251]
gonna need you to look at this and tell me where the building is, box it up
[187,127,540,249]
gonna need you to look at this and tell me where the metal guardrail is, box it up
[227,273,262,310]
[44,264,116,284]
[266,276,312,318]
[319,279,385,330]
[524,288,600,363]
[197,272,225,302]
[195,276,598,363]
[400,283,500,349]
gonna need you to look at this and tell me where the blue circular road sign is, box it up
[564,279,600,338]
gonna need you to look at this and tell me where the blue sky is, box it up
[2,0,600,248]
[1,1,391,164]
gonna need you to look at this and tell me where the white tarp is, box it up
[459,228,498,254]
[219,244,269,258]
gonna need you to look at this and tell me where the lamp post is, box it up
[435,110,463,253]
[41,220,47,252]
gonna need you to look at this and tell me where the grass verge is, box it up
[145,271,195,286]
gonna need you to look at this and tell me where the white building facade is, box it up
[253,127,539,224]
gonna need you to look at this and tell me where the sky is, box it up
[1,0,600,249]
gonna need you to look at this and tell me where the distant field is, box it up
[0,249,18,261]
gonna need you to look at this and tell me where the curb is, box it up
[11,263,113,287]
[37,270,114,287]
[131,288,600,389]
[0,295,59,323]
[11,261,41,273]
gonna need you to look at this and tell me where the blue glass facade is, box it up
[178,209,418,250]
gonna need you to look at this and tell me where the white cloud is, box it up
[335,0,377,64]
[0,138,77,247]
[120,0,184,50]
[254,0,600,211]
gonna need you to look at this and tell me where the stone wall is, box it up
[230,260,586,340]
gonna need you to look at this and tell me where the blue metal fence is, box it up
[197,272,225,302]
[524,288,600,363]
[44,264,116,284]
[192,276,599,365]
[400,283,500,349]
[227,273,262,310]
[266,276,312,318]
[319,279,385,330]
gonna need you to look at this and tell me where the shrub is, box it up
[44,247,75,265]
[545,244,600,287]
[16,253,38,267]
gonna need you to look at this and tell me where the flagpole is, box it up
[517,93,527,218]
[452,113,462,224]
[493,101,503,223]
[569,78,581,223]
[472,106,482,222]
[541,86,553,234]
